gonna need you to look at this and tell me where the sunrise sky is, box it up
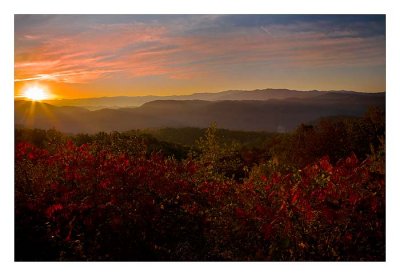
[14,14,385,99]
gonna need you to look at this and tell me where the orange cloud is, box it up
[14,15,385,96]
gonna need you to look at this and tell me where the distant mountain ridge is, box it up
[15,91,385,133]
[42,88,383,110]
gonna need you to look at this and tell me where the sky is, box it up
[14,14,386,99]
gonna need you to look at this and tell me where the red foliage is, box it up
[15,140,385,261]
[45,203,63,218]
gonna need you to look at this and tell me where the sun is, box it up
[23,86,48,101]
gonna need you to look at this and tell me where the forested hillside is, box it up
[15,108,385,261]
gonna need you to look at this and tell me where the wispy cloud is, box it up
[14,15,385,92]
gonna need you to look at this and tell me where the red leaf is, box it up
[235,207,246,218]
[262,223,273,240]
[255,204,267,216]
[319,156,333,173]
[45,203,63,218]
[348,193,359,205]
[291,191,300,205]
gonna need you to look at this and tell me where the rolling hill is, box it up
[42,88,369,110]
[15,91,385,133]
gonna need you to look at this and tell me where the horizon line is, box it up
[14,87,386,101]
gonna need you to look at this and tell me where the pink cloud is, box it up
[14,21,385,84]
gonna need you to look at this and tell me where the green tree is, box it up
[194,123,243,180]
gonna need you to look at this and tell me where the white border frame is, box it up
[1,1,399,275]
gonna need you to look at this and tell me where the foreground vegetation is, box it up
[15,108,385,261]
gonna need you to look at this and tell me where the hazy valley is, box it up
[15,89,385,133]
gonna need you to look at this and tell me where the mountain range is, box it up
[15,89,385,133]
[43,88,367,110]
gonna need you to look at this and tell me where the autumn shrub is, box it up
[15,132,385,261]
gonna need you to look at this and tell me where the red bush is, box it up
[15,141,385,261]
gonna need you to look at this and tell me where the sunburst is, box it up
[23,86,48,101]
